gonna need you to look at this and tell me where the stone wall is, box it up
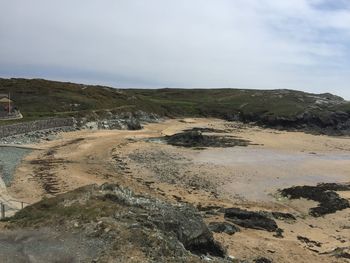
[0,111,23,120]
[0,118,75,138]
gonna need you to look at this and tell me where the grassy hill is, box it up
[1,78,350,133]
[128,88,349,117]
[0,78,142,122]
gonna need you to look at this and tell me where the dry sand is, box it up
[3,118,350,262]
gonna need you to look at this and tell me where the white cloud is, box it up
[0,0,350,99]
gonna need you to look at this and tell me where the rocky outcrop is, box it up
[0,111,160,144]
[101,183,226,258]
[223,91,350,136]
[234,110,350,136]
[80,111,160,131]
[208,222,240,235]
[224,208,278,232]
[7,184,228,262]
[280,183,350,217]
[271,212,296,221]
[165,130,251,148]
[297,236,322,248]
[323,247,350,259]
[125,117,142,130]
[253,257,272,263]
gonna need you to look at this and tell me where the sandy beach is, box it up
[1,118,349,262]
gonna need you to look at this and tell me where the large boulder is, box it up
[102,184,226,257]
[125,117,142,130]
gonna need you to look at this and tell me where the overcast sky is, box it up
[1,0,350,99]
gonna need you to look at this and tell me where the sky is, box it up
[1,0,350,99]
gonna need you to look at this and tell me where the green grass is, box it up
[1,78,349,125]
[5,185,117,227]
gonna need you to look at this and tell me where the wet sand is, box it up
[194,147,350,201]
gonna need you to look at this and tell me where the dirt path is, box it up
[4,118,350,262]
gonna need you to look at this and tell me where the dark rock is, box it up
[165,131,251,148]
[149,207,226,257]
[299,112,348,135]
[271,212,296,221]
[183,127,226,133]
[273,228,284,238]
[208,222,240,235]
[125,118,142,130]
[133,110,160,123]
[232,105,350,136]
[324,247,350,259]
[197,205,222,212]
[254,257,272,263]
[314,183,350,191]
[224,208,278,232]
[297,236,322,247]
[280,183,350,217]
[102,184,227,258]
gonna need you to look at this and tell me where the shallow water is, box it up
[194,147,350,201]
[0,146,32,186]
